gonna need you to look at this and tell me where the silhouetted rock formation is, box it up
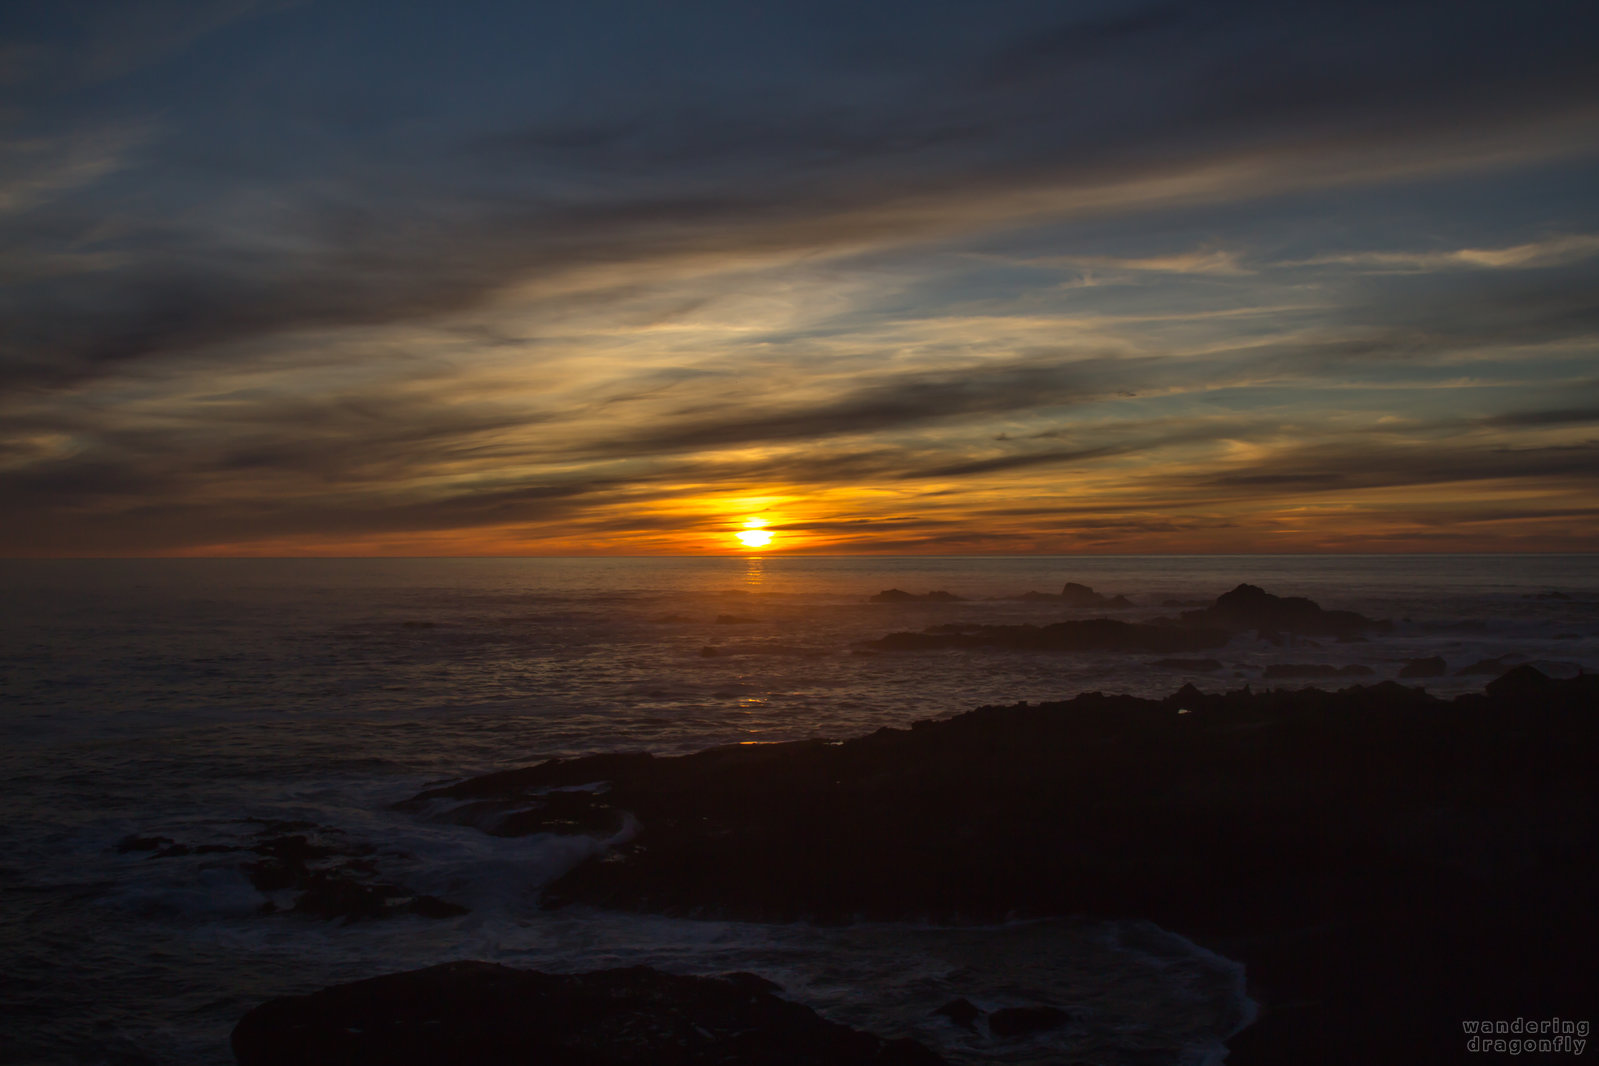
[1399,656,1448,678]
[931,997,981,1030]
[869,589,965,602]
[1150,658,1224,672]
[416,667,1599,1065]
[869,585,1387,657]
[860,619,1229,654]
[986,1005,1071,1038]
[1178,583,1388,639]
[1014,582,1132,606]
[1061,582,1132,608]
[232,962,945,1066]
[116,821,467,922]
[1260,663,1374,679]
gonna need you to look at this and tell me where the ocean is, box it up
[3,554,1595,1065]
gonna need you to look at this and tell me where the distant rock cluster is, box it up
[859,582,1388,655]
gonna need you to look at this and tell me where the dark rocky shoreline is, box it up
[233,584,1594,1064]
[376,666,1598,1064]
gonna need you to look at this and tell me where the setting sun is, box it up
[735,517,774,549]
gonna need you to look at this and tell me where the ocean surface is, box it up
[3,554,1596,1066]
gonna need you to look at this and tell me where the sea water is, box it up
[2,555,1595,1065]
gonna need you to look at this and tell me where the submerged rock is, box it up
[232,961,946,1066]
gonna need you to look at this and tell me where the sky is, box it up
[2,0,1598,556]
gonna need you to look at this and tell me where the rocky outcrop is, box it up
[860,618,1229,654]
[413,668,1599,1065]
[115,820,467,922]
[869,589,964,602]
[1260,663,1374,679]
[1398,656,1448,678]
[1178,583,1388,639]
[1150,657,1224,672]
[1060,582,1133,608]
[232,962,945,1066]
[1013,582,1132,606]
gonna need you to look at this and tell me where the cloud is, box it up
[1296,234,1599,273]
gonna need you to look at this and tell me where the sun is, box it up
[734,517,774,549]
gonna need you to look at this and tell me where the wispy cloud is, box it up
[1296,234,1599,273]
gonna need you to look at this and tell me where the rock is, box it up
[406,895,470,919]
[1180,583,1388,639]
[115,835,174,853]
[932,998,983,1030]
[231,962,947,1066]
[861,618,1229,654]
[1398,656,1447,679]
[123,824,474,922]
[1483,663,1554,701]
[699,645,719,657]
[1152,658,1224,672]
[1455,655,1511,676]
[1061,582,1129,607]
[1015,583,1132,606]
[293,873,396,921]
[987,1005,1070,1038]
[1261,664,1374,679]
[421,672,1599,1066]
[869,589,964,602]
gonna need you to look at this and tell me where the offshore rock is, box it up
[1014,582,1132,606]
[1261,663,1374,680]
[860,618,1228,654]
[1398,656,1448,678]
[1178,583,1388,639]
[231,961,946,1066]
[870,589,965,602]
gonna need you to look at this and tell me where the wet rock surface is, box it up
[232,961,946,1066]
[418,668,1599,1064]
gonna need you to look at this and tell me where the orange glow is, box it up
[735,516,773,548]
